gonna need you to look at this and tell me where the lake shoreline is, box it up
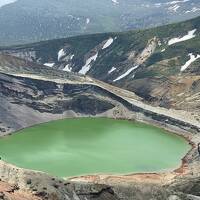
[0,117,191,178]
[0,90,199,199]
[0,111,199,200]
[0,115,198,180]
[66,115,197,184]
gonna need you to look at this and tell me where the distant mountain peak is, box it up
[0,0,199,45]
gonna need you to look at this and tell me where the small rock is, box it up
[168,195,181,200]
[0,192,5,198]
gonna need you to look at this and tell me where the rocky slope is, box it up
[1,16,200,115]
[1,53,200,136]
[0,54,135,135]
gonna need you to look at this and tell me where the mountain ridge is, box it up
[1,16,200,115]
[0,0,199,45]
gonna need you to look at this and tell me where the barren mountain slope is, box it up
[2,16,200,114]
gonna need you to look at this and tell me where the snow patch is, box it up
[185,7,200,13]
[102,38,114,50]
[113,66,138,82]
[161,49,166,52]
[58,49,66,61]
[155,0,192,11]
[155,0,189,6]
[168,4,180,12]
[44,63,55,68]
[112,0,119,5]
[166,0,190,5]
[57,84,63,89]
[155,3,162,7]
[108,67,116,74]
[0,0,17,8]
[168,29,196,45]
[180,53,200,72]
[70,54,74,60]
[79,53,98,75]
[63,64,72,72]
[86,18,90,24]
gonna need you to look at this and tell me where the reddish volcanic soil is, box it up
[0,181,41,200]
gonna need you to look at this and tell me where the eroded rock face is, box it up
[0,72,130,135]
[135,37,158,65]
[0,74,115,114]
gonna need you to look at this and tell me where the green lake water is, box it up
[0,118,191,177]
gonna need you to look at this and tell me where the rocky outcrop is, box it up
[129,37,158,65]
[0,161,120,200]
[0,181,42,200]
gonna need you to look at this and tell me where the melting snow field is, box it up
[79,53,98,75]
[70,54,74,60]
[112,0,119,5]
[108,67,116,74]
[44,63,55,68]
[86,18,90,24]
[113,66,138,82]
[168,29,197,45]
[102,38,114,49]
[63,64,72,72]
[58,49,66,61]
[180,53,200,72]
